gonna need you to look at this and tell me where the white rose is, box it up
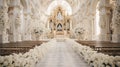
[3,61,8,66]
[0,56,4,63]
[116,62,120,67]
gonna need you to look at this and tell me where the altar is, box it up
[47,6,72,38]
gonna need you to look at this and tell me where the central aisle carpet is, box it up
[36,41,89,67]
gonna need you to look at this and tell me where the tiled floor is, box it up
[36,42,90,67]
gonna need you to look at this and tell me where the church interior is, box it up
[0,0,120,67]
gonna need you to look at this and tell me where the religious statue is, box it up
[56,11,63,20]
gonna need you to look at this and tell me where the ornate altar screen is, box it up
[48,6,71,38]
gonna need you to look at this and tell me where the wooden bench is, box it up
[76,40,120,56]
[0,41,48,56]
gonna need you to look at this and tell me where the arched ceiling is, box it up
[40,0,82,15]
[19,0,99,16]
[46,0,72,15]
[12,0,100,26]
[38,0,99,16]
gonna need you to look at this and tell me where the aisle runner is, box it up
[36,41,89,67]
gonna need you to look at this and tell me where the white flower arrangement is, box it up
[66,39,120,67]
[0,39,55,67]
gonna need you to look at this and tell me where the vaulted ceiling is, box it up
[18,0,99,16]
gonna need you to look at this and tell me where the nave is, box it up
[0,0,120,67]
[36,41,89,67]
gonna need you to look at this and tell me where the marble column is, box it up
[14,4,23,42]
[111,0,120,42]
[8,6,15,42]
[8,0,23,42]
[0,0,9,43]
[98,0,111,41]
[23,14,32,41]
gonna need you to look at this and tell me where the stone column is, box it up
[27,15,32,41]
[8,6,15,42]
[111,0,120,42]
[8,0,23,42]
[0,0,9,43]
[98,0,111,41]
[14,5,23,42]
[23,13,32,41]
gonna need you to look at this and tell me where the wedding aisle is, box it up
[36,41,89,67]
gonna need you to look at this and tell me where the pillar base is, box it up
[0,35,9,43]
[0,35,2,43]
[98,34,111,41]
[112,34,120,43]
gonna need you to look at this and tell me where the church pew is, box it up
[76,40,120,56]
[0,41,48,56]
[95,47,120,56]
[76,41,96,49]
[0,47,29,56]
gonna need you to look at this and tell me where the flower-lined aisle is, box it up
[0,40,56,67]
[66,39,120,67]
